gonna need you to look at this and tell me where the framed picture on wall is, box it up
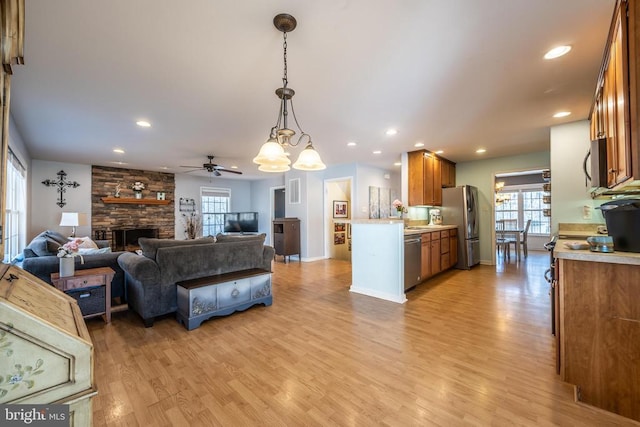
[333,200,348,218]
[334,232,346,245]
[334,223,346,232]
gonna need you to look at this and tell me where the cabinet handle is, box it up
[83,280,88,284]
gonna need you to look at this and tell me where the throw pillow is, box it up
[76,237,99,249]
[44,230,68,245]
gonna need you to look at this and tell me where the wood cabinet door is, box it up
[433,157,442,206]
[421,239,430,279]
[430,237,441,276]
[408,151,425,206]
[449,235,458,268]
[613,8,630,186]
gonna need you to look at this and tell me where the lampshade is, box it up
[259,163,291,173]
[60,212,88,237]
[252,141,291,166]
[292,144,327,171]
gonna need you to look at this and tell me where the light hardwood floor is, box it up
[88,253,638,426]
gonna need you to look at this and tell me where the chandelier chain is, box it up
[283,32,288,86]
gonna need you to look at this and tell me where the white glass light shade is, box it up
[292,144,326,171]
[252,141,291,166]
[258,163,291,173]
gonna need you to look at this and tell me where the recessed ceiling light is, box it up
[136,120,151,127]
[544,45,572,60]
[435,150,444,154]
[113,148,125,154]
[385,128,398,136]
[231,165,238,169]
[414,142,424,147]
[476,148,486,154]
[347,141,357,147]
[373,150,382,154]
[394,162,402,166]
[553,111,571,118]
[111,161,128,165]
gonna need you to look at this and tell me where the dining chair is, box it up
[508,219,532,259]
[495,220,510,261]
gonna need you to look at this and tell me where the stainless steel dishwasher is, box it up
[404,234,422,290]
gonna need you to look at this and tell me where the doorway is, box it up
[324,177,353,262]
[270,186,286,246]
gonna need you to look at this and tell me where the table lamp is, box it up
[59,212,88,237]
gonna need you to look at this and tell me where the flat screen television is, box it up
[223,212,259,233]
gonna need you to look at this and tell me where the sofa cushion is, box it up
[139,237,216,260]
[23,230,69,258]
[214,233,266,244]
[43,230,68,245]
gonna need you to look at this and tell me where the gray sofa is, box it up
[21,230,126,299]
[117,234,275,327]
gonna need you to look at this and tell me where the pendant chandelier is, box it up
[253,14,326,172]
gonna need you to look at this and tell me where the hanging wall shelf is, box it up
[101,197,171,205]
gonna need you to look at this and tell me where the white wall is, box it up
[30,160,92,240]
[456,151,550,264]
[550,120,605,231]
[326,178,352,261]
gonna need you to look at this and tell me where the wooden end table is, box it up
[51,266,115,323]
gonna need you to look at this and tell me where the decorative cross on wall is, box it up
[42,170,80,208]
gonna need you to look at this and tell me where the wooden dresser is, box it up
[0,264,96,426]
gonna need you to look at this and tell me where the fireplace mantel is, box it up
[101,197,171,205]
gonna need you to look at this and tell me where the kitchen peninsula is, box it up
[350,220,458,303]
[554,242,640,422]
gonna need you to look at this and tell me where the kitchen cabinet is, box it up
[440,230,450,271]
[430,234,441,276]
[420,232,431,279]
[440,159,456,188]
[556,255,640,422]
[449,228,458,268]
[589,0,640,189]
[408,150,442,206]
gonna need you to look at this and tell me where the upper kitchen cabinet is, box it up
[408,150,442,206]
[589,0,639,189]
[441,158,457,188]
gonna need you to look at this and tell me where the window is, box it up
[495,186,550,236]
[4,149,27,262]
[200,187,230,236]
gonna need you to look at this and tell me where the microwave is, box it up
[584,138,607,188]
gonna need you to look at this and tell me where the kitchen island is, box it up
[350,221,458,303]
[554,241,640,422]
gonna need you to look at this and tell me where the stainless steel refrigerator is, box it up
[441,185,480,269]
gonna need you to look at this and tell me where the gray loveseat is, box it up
[21,230,126,299]
[117,234,275,327]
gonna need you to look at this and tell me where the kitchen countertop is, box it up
[555,238,640,266]
[404,224,458,236]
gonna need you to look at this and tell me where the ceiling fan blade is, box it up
[220,169,243,175]
[182,168,204,173]
[213,170,222,177]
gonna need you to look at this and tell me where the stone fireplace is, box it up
[91,166,175,249]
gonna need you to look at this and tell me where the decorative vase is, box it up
[59,257,75,277]
[134,191,142,199]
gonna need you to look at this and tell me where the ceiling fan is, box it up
[180,155,243,177]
